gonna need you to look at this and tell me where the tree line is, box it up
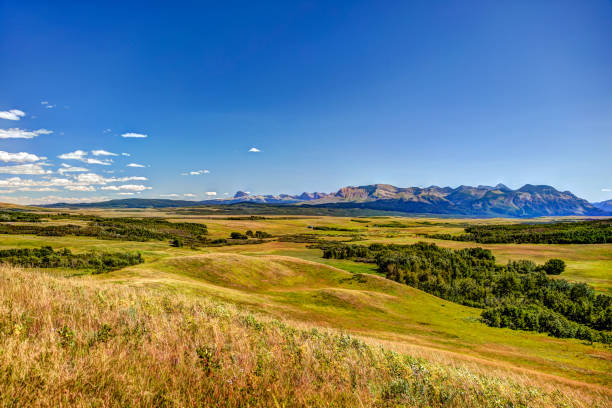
[0,216,209,246]
[0,246,143,274]
[427,219,612,244]
[319,242,611,343]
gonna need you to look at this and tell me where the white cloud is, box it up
[41,101,49,105]
[58,164,89,174]
[101,184,151,191]
[92,150,118,156]
[248,147,260,152]
[121,152,130,156]
[0,128,52,139]
[205,191,217,196]
[0,164,52,175]
[118,192,135,196]
[181,169,210,175]
[65,185,96,192]
[57,150,112,165]
[602,188,612,192]
[103,129,112,133]
[15,187,58,192]
[41,101,55,109]
[121,132,148,138]
[115,176,147,181]
[184,193,196,197]
[0,109,26,121]
[160,193,180,197]
[0,195,110,205]
[0,151,44,163]
[58,150,88,160]
[85,158,112,165]
[127,163,145,168]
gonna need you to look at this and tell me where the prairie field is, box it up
[0,209,610,407]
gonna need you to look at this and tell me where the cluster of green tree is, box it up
[310,226,359,232]
[229,230,272,240]
[0,246,143,273]
[350,219,370,223]
[0,216,208,246]
[319,242,611,343]
[0,210,43,222]
[428,219,612,244]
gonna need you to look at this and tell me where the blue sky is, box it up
[1,0,611,204]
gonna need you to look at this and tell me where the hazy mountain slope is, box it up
[593,199,612,213]
[41,184,610,217]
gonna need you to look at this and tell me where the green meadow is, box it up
[0,209,610,406]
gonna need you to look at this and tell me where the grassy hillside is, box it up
[0,210,610,406]
[0,264,608,407]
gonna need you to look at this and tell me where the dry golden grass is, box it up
[0,264,610,407]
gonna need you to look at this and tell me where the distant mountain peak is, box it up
[43,183,611,217]
[234,191,250,198]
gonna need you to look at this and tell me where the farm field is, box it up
[0,209,610,406]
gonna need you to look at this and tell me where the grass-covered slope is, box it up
[0,264,608,407]
[104,253,612,391]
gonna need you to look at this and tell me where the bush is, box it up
[541,258,565,275]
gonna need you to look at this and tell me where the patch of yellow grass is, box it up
[1,264,609,407]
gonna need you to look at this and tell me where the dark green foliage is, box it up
[429,219,612,244]
[230,232,248,240]
[254,230,272,238]
[0,215,208,246]
[319,242,611,343]
[311,226,359,232]
[0,246,144,273]
[170,238,184,247]
[541,259,565,275]
[0,210,43,222]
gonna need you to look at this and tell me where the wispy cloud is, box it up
[41,101,55,109]
[127,163,145,168]
[57,150,112,165]
[58,150,87,160]
[0,109,25,121]
[205,191,217,196]
[92,150,118,156]
[101,184,151,191]
[121,152,131,156]
[602,188,612,192]
[181,169,210,176]
[65,185,96,192]
[121,132,148,138]
[0,195,110,205]
[184,193,196,197]
[160,193,180,197]
[0,164,52,175]
[248,147,261,152]
[58,163,89,174]
[0,151,44,163]
[0,128,52,139]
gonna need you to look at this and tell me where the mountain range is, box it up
[43,183,611,217]
[593,199,612,213]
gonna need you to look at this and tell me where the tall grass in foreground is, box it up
[0,264,608,407]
